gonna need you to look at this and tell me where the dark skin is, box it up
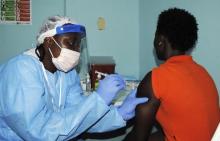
[123,33,185,141]
[39,32,81,73]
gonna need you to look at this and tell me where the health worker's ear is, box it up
[44,37,57,49]
[44,37,53,44]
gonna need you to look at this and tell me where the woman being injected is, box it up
[0,16,147,141]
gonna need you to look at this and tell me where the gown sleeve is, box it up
[87,103,126,133]
[0,55,117,141]
[64,70,126,139]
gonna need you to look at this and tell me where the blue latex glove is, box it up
[117,89,148,121]
[96,74,126,105]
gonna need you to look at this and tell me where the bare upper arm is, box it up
[123,71,161,141]
[137,71,157,99]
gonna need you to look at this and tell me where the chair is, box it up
[211,122,220,141]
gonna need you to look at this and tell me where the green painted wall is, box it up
[0,0,64,63]
[139,0,220,93]
[0,0,219,93]
[66,0,140,78]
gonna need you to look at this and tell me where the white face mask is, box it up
[49,37,80,72]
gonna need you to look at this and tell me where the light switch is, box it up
[97,17,106,30]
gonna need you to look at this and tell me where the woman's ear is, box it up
[158,41,162,46]
[158,34,170,49]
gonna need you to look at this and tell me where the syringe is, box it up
[95,70,109,79]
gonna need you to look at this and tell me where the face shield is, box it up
[37,18,86,46]
[36,16,90,82]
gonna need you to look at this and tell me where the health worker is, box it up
[0,15,148,141]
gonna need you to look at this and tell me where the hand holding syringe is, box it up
[95,70,148,120]
[95,70,138,89]
[95,70,140,106]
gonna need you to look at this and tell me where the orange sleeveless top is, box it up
[152,55,220,141]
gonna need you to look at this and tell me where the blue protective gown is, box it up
[0,49,126,141]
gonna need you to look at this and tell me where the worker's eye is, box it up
[68,41,74,46]
[68,40,81,47]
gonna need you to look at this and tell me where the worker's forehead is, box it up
[56,32,80,37]
[54,32,81,40]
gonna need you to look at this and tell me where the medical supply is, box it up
[80,79,87,92]
[86,73,91,92]
[112,80,140,106]
[48,37,80,72]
